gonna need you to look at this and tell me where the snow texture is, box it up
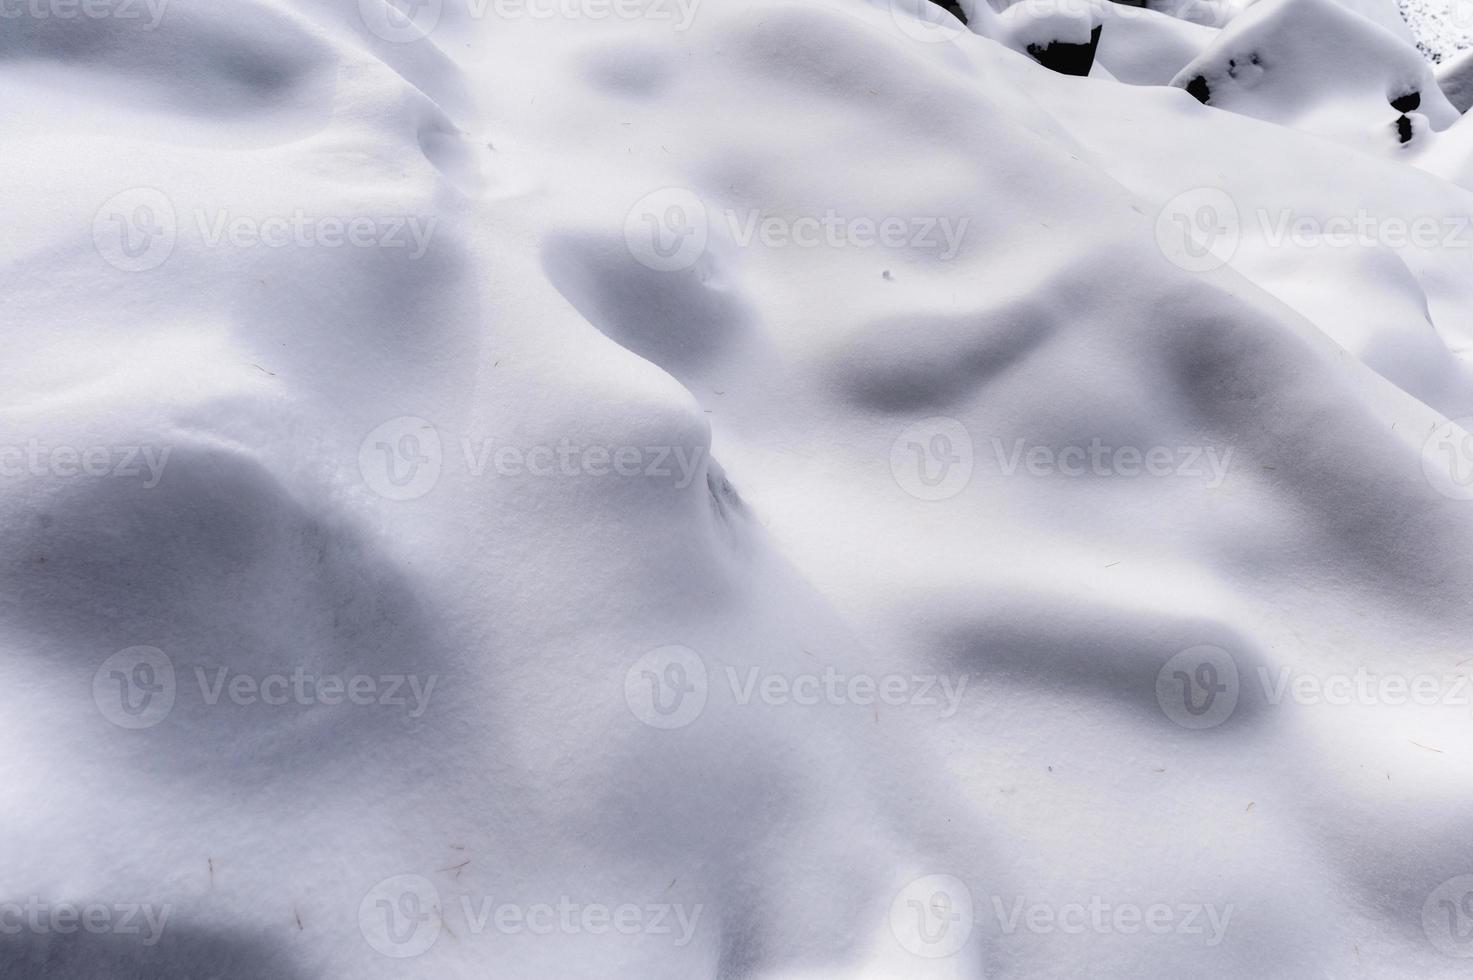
[6,0,1473,978]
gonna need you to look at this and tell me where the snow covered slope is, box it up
[5,0,1473,977]
[1169,0,1457,147]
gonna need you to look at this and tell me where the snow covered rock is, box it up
[996,0,1108,74]
[1171,0,1458,149]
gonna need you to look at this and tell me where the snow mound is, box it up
[1166,0,1455,145]
[8,0,1473,978]
[1329,0,1423,43]
[957,0,1206,82]
[1095,2,1222,85]
[1171,0,1457,148]
[1146,0,1247,28]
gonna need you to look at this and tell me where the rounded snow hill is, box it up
[1170,0,1458,148]
[1093,1,1222,86]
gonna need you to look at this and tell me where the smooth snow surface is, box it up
[1435,43,1473,106]
[7,0,1473,978]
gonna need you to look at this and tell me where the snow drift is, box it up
[5,0,1473,977]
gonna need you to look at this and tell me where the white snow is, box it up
[1399,0,1473,60]
[6,0,1473,977]
[1169,0,1458,145]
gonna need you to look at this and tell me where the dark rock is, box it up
[1396,114,1413,143]
[1186,74,1211,103]
[928,0,969,23]
[1027,25,1103,77]
[1390,90,1420,112]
